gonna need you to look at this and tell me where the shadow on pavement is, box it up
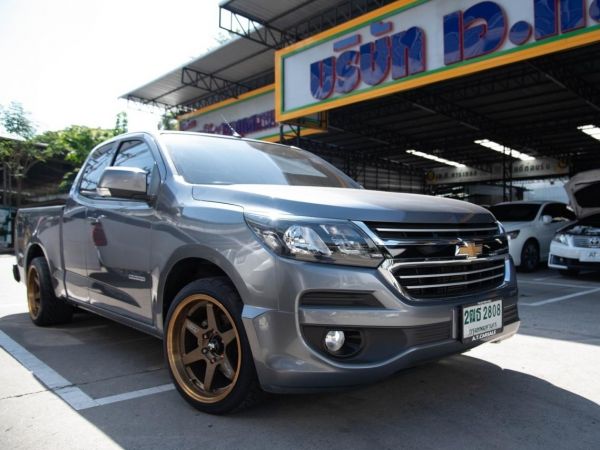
[1,311,598,449]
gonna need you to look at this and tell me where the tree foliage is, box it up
[158,110,178,130]
[0,103,130,202]
[37,125,121,191]
[115,111,128,135]
[0,102,55,206]
[0,102,36,140]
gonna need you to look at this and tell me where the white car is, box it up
[489,201,575,272]
[549,170,600,276]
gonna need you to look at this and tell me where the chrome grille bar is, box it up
[396,263,505,279]
[404,273,505,290]
[375,227,498,233]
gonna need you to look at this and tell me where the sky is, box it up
[0,0,224,133]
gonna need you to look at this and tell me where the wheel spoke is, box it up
[220,328,236,345]
[203,361,217,391]
[219,355,235,380]
[182,346,205,366]
[184,318,203,338]
[206,303,218,332]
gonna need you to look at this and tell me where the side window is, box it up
[113,140,156,191]
[79,143,115,196]
[542,203,575,222]
[553,204,575,221]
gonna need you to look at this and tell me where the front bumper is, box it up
[548,241,600,271]
[241,256,519,393]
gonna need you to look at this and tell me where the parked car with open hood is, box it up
[549,170,600,275]
[489,201,574,272]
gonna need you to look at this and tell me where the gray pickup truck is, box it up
[13,131,519,414]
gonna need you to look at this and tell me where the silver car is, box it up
[14,131,519,414]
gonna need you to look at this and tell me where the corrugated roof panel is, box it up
[122,33,274,106]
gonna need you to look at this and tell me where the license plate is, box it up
[580,250,600,262]
[462,300,503,343]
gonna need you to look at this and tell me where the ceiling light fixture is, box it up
[578,124,600,141]
[406,149,466,168]
[474,139,535,161]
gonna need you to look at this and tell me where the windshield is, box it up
[489,204,540,222]
[161,133,360,188]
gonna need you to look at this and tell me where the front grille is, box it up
[391,258,506,299]
[573,236,600,248]
[366,222,500,240]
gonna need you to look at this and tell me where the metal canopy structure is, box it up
[123,34,275,112]
[123,0,600,195]
[308,43,600,170]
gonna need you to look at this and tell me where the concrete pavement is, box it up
[1,255,598,449]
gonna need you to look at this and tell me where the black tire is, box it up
[559,268,579,277]
[26,257,74,326]
[164,277,263,414]
[519,240,540,272]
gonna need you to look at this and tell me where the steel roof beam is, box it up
[219,7,297,49]
[220,0,392,50]
[181,67,251,98]
[179,70,274,113]
[529,60,600,112]
[281,134,423,177]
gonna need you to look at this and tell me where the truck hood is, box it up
[565,169,600,219]
[191,185,494,224]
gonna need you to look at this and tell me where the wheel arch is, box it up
[24,242,47,270]
[156,246,247,333]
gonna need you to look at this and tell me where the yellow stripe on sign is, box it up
[178,84,275,121]
[274,0,600,122]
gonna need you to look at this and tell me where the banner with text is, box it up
[178,85,325,142]
[426,158,569,185]
[275,0,600,121]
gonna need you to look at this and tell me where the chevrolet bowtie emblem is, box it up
[456,241,483,258]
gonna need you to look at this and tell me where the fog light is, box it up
[324,330,345,353]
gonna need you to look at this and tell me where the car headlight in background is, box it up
[245,213,384,267]
[507,230,520,240]
[553,233,570,246]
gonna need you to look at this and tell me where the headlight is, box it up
[245,213,384,267]
[553,233,570,246]
[507,230,520,240]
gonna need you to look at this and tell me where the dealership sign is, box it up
[178,85,325,141]
[275,0,600,121]
[426,158,569,185]
[178,86,282,141]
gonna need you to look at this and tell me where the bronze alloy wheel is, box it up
[166,294,242,404]
[27,265,42,320]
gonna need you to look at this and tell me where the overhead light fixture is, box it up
[406,149,466,168]
[474,139,535,161]
[578,124,600,141]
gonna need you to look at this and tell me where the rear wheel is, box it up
[164,277,262,414]
[519,240,539,272]
[27,257,73,326]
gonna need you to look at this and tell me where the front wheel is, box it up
[519,240,539,272]
[164,277,262,414]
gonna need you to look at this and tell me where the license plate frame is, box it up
[580,250,600,262]
[461,299,503,344]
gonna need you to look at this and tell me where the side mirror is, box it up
[97,167,148,199]
[541,215,552,224]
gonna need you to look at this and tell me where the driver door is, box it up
[85,137,161,323]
